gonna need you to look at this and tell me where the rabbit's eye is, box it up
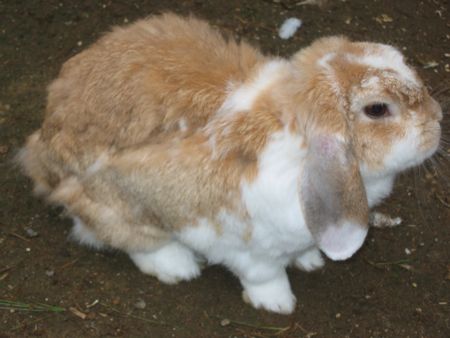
[364,103,390,119]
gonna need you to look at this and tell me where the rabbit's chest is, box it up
[363,174,395,207]
[239,130,314,256]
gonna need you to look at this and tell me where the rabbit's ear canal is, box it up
[300,135,369,261]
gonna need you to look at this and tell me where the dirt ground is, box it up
[0,0,449,337]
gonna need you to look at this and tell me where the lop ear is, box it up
[300,135,369,261]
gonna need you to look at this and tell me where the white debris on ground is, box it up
[134,299,146,310]
[369,212,402,228]
[298,0,329,7]
[278,18,303,40]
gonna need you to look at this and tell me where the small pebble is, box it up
[374,14,393,24]
[220,318,231,326]
[25,227,38,238]
[335,313,341,318]
[405,248,411,255]
[45,269,55,277]
[412,282,418,288]
[134,299,146,309]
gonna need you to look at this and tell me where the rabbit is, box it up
[19,13,442,314]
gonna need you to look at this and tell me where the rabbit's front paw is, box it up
[242,274,296,314]
[294,247,325,272]
[129,241,201,284]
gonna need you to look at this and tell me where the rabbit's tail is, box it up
[17,131,62,196]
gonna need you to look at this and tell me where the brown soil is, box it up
[1,1,449,337]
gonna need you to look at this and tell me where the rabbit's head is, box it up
[292,36,442,180]
[288,37,442,260]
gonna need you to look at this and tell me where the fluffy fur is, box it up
[19,13,442,314]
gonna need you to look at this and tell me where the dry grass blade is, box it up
[364,258,414,270]
[435,194,450,208]
[216,316,291,334]
[0,300,66,313]
[69,306,87,319]
[8,232,31,242]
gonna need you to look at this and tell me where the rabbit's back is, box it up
[41,13,264,169]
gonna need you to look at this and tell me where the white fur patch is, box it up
[241,128,313,257]
[177,212,249,265]
[361,76,380,88]
[218,60,288,114]
[350,45,419,86]
[361,174,395,207]
[178,118,188,132]
[129,241,201,284]
[177,218,222,259]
